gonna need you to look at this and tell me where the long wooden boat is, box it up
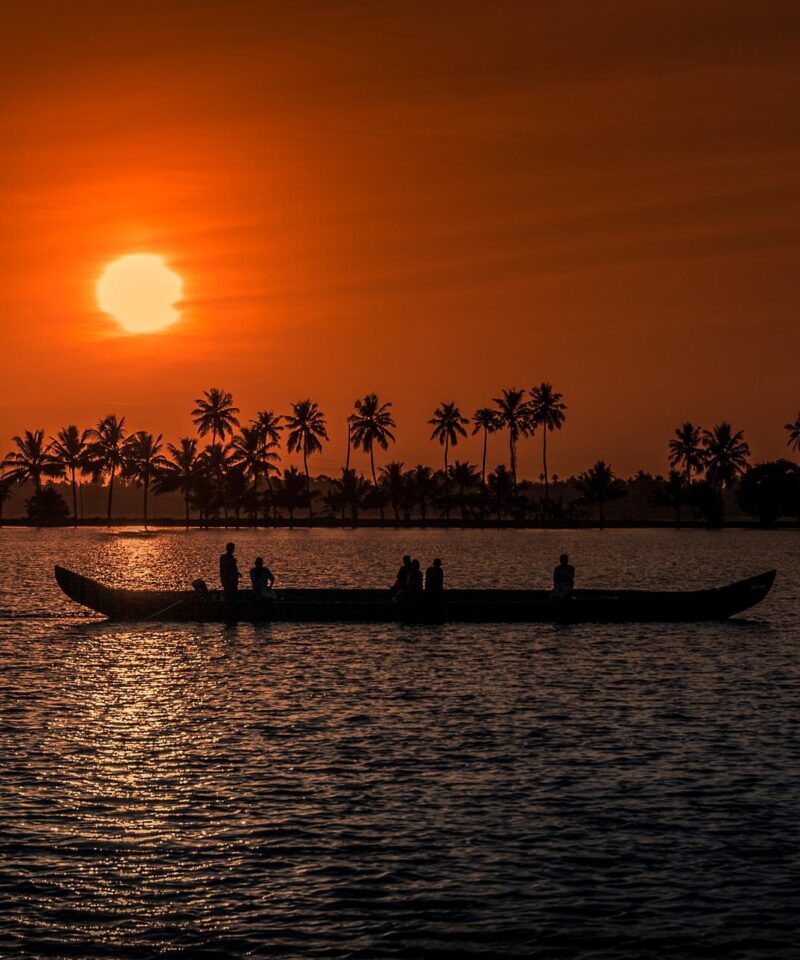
[54,565,776,624]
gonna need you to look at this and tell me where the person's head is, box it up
[433,558,442,568]
[254,557,264,568]
[411,559,420,570]
[226,542,235,554]
[560,553,569,565]
[403,555,411,566]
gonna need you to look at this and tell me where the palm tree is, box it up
[668,422,705,484]
[254,410,284,519]
[428,401,468,519]
[411,464,437,521]
[656,470,689,527]
[488,464,514,521]
[88,414,127,523]
[350,393,396,521]
[701,423,751,491]
[122,432,169,528]
[157,437,200,527]
[529,383,566,518]
[274,465,307,526]
[785,413,800,454]
[492,388,532,491]
[0,475,13,524]
[230,425,279,525]
[49,425,91,525]
[2,429,58,492]
[471,408,498,486]
[449,460,480,519]
[285,399,329,519]
[575,460,627,527]
[191,388,240,448]
[379,461,406,522]
[324,468,374,524]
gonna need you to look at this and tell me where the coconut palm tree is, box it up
[254,410,284,518]
[428,401,468,519]
[274,465,308,526]
[191,388,240,448]
[229,425,280,525]
[575,460,627,527]
[492,388,532,491]
[122,432,169,528]
[87,414,127,523]
[379,461,406,522]
[157,437,200,527]
[529,383,566,518]
[411,464,437,521]
[487,464,514,521]
[350,393,396,521]
[701,423,751,491]
[2,429,58,492]
[471,407,498,486]
[449,460,480,519]
[785,413,800,454]
[49,425,91,525]
[668,422,705,484]
[0,475,13,524]
[656,470,689,527]
[285,399,329,519]
[324,468,374,524]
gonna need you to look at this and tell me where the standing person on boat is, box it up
[391,555,413,596]
[425,558,444,595]
[220,542,241,604]
[553,553,575,599]
[250,556,276,601]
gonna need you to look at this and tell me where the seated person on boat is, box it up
[250,557,276,600]
[553,553,575,599]
[425,558,444,596]
[391,555,412,596]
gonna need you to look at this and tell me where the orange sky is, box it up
[1,0,799,479]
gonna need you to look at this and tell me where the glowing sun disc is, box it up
[97,254,183,333]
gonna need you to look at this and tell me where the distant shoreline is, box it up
[0,518,796,531]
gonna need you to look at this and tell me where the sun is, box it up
[97,253,183,334]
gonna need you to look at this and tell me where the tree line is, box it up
[1,387,799,527]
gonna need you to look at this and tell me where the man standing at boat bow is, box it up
[220,542,241,605]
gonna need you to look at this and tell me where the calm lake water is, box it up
[1,528,799,958]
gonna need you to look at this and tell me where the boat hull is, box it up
[54,566,776,624]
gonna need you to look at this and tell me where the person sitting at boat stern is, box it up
[220,542,241,603]
[391,555,413,596]
[553,553,575,600]
[425,558,444,596]
[250,557,276,601]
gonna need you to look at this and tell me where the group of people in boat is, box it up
[217,542,576,604]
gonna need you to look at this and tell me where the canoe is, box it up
[54,565,776,624]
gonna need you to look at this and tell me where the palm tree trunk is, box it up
[542,429,550,521]
[71,467,78,526]
[143,477,149,529]
[509,432,517,492]
[370,447,384,522]
[304,448,313,519]
[107,468,115,524]
[343,420,351,522]
[481,428,488,485]
[185,491,190,529]
[252,473,259,529]
[444,436,450,520]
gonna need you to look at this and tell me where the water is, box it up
[1,528,799,959]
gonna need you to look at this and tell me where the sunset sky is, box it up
[1,0,798,479]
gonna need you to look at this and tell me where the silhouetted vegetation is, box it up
[3,386,798,528]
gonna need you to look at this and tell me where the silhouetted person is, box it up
[392,555,412,596]
[425,558,444,595]
[553,553,575,599]
[408,559,424,594]
[250,556,275,601]
[220,542,240,605]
